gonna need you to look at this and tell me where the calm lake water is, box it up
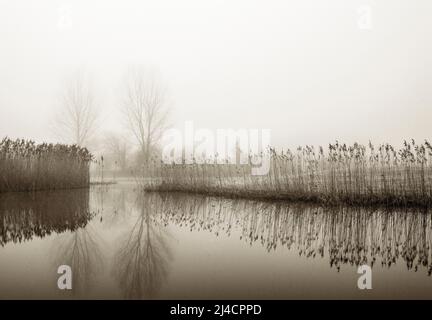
[0,183,431,299]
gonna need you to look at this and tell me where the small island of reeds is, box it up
[143,140,432,208]
[0,138,93,192]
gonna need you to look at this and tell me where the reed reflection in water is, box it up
[155,193,432,275]
[0,189,93,246]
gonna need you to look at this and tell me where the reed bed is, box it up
[0,137,93,192]
[143,140,432,207]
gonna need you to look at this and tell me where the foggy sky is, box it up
[0,0,431,150]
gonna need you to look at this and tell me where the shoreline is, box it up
[143,185,432,209]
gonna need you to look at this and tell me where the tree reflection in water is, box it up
[0,188,104,294]
[52,225,104,293]
[113,194,172,299]
[50,187,107,294]
[156,193,432,275]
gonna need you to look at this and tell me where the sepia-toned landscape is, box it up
[1,0,432,300]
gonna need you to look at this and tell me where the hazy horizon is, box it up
[1,0,431,151]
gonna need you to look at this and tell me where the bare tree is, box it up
[121,67,170,164]
[103,132,129,171]
[53,69,99,147]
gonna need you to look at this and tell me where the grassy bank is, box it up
[143,140,432,207]
[0,138,93,192]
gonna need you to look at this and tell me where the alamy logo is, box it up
[57,265,72,290]
[57,5,73,31]
[161,121,271,176]
[357,265,372,290]
[357,5,373,30]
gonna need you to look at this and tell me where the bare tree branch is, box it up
[121,66,170,164]
[52,69,100,147]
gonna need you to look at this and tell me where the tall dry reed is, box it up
[143,140,432,207]
[0,137,93,192]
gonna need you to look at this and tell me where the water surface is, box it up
[0,183,431,299]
